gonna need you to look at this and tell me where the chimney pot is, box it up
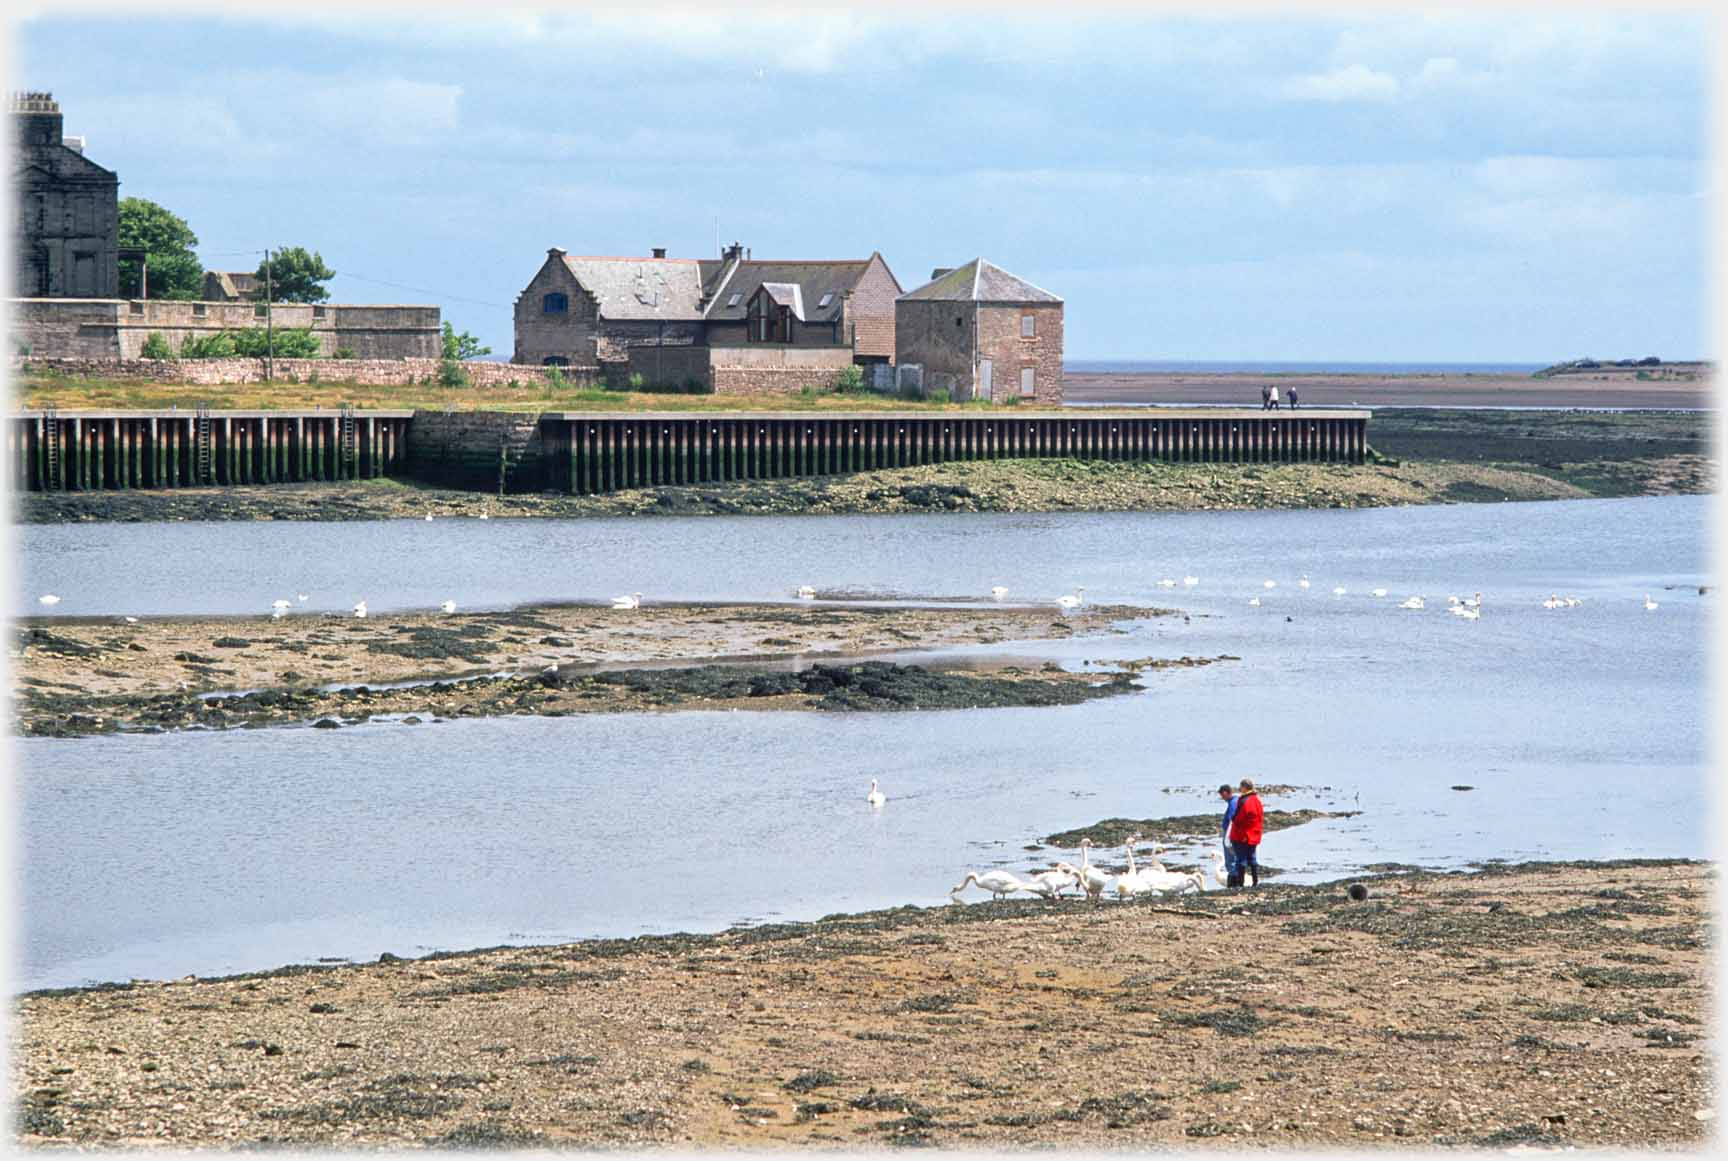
[651,247,667,259]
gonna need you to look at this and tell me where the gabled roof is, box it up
[703,259,873,324]
[898,258,1061,305]
[559,255,706,320]
[756,282,805,321]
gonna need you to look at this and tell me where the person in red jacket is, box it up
[1227,777,1265,888]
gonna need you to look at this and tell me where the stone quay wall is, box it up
[14,356,600,388]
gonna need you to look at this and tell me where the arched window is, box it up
[542,292,568,314]
[542,355,570,366]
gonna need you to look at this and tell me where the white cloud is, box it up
[1281,63,1400,103]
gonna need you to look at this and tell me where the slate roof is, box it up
[899,258,1061,305]
[560,256,706,321]
[757,282,806,321]
[702,260,872,324]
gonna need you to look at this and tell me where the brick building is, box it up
[895,258,1064,403]
[11,92,120,299]
[512,243,901,374]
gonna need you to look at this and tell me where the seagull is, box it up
[990,585,1009,599]
[353,600,368,619]
[1248,596,1261,607]
[1399,596,1425,610]
[1370,588,1388,598]
[796,586,817,600]
[1055,588,1085,609]
[1297,576,1311,589]
[440,600,457,614]
[296,594,309,603]
[612,592,643,609]
[1263,579,1277,589]
[37,594,60,605]
[1182,576,1199,587]
[1332,586,1346,596]
[1644,593,1659,611]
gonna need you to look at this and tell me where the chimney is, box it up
[722,241,745,263]
[651,247,667,259]
[62,134,84,154]
[931,267,955,280]
[12,91,64,149]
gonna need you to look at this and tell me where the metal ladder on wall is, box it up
[338,404,357,479]
[41,405,60,491]
[194,403,214,484]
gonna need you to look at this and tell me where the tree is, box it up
[258,246,335,303]
[441,321,492,361]
[118,198,203,300]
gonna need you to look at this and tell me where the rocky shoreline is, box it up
[15,859,1711,1149]
[12,602,1194,737]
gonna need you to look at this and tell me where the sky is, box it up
[9,7,1716,363]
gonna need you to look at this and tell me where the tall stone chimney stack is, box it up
[12,91,65,148]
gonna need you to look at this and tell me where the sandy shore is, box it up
[12,601,1194,735]
[14,860,1710,1149]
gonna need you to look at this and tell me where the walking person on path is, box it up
[1227,777,1264,887]
[1261,384,1272,410]
[1217,784,1240,882]
[1288,386,1299,409]
[1268,384,1281,410]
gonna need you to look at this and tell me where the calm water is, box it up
[15,496,1712,990]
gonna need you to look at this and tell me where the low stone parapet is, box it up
[12,356,599,388]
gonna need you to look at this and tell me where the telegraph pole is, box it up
[263,248,274,381]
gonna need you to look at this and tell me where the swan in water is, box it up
[478,512,489,520]
[1183,576,1199,587]
[271,598,292,611]
[1450,602,1480,621]
[1644,593,1659,611]
[1563,596,1582,607]
[1263,579,1277,589]
[950,869,1031,903]
[440,600,457,614]
[990,586,1009,599]
[1247,596,1261,607]
[122,616,139,624]
[352,600,368,619]
[1542,594,1563,610]
[1055,588,1085,609]
[296,593,309,603]
[1076,838,1112,902]
[1461,592,1482,608]
[1331,586,1346,596]
[796,586,817,600]
[423,514,434,522]
[1399,596,1425,610]
[612,592,643,609]
[1157,578,1177,588]
[1370,588,1389,598]
[1113,835,1165,898]
[866,778,886,808]
[1297,576,1311,590]
[37,594,60,605]
[1025,862,1082,899]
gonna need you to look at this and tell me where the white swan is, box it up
[271,609,285,620]
[950,870,1031,903]
[1076,838,1112,902]
[1206,849,1228,888]
[37,594,60,605]
[478,512,489,520]
[123,616,139,624]
[1332,586,1346,596]
[1542,594,1563,610]
[990,585,1009,599]
[1263,579,1277,589]
[1157,578,1177,588]
[611,592,643,609]
[1370,588,1388,598]
[352,600,368,619]
[796,586,817,600]
[1446,595,1461,606]
[440,600,457,614]
[1462,592,1482,608]
[1297,576,1311,590]
[1399,596,1425,610]
[423,513,433,521]
[1450,603,1480,621]
[296,593,309,603]
[1055,587,1085,609]
[1247,596,1261,607]
[866,778,886,808]
[1183,576,1199,587]
[1139,867,1206,895]
[1644,593,1659,611]
[271,599,292,611]
[1025,862,1082,900]
[1563,596,1582,607]
[1114,835,1164,898]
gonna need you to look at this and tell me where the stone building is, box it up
[11,298,441,359]
[512,243,901,378]
[201,271,261,302]
[11,92,119,299]
[894,258,1064,403]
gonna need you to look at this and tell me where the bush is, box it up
[140,332,175,360]
[231,326,319,358]
[438,359,471,389]
[833,365,865,394]
[545,367,568,390]
[334,346,357,360]
[628,372,646,391]
[925,385,951,403]
[180,330,236,358]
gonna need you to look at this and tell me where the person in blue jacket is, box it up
[1217,784,1239,881]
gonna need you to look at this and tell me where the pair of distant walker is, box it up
[1260,384,1298,410]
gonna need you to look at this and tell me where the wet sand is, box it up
[15,860,1709,1149]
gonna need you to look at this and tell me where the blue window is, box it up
[543,292,568,314]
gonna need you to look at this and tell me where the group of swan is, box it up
[1542,594,1584,610]
[950,833,1215,905]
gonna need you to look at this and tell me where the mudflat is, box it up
[15,861,1709,1149]
[1065,368,1715,410]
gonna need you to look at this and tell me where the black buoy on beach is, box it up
[1347,883,1369,902]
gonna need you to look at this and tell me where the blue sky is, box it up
[13,9,1714,362]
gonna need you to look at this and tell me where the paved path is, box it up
[1063,371,1713,410]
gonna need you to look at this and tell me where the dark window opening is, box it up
[543,292,569,314]
[542,355,570,366]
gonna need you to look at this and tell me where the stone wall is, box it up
[621,344,711,390]
[894,299,977,396]
[708,345,854,395]
[975,302,1064,405]
[14,355,599,388]
[12,298,442,359]
[403,409,551,493]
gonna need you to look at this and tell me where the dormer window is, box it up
[542,292,568,314]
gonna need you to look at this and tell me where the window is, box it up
[1020,367,1036,396]
[543,355,570,366]
[727,292,742,308]
[128,301,143,315]
[818,292,834,309]
[542,292,568,314]
[1021,313,1036,338]
[192,303,207,317]
[254,305,268,318]
[313,306,327,319]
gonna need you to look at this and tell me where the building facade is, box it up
[512,243,901,373]
[894,259,1064,404]
[12,92,120,299]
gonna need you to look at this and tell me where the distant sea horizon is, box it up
[1064,359,1549,375]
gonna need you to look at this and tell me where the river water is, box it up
[14,496,1712,991]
